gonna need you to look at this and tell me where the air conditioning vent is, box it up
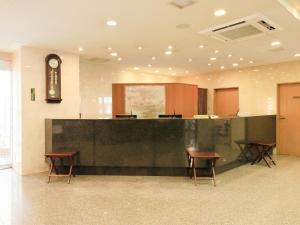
[257,20,276,30]
[199,14,282,42]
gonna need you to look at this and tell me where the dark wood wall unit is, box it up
[112,84,125,116]
[198,88,208,115]
[112,83,198,118]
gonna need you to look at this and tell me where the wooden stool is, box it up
[186,150,220,186]
[45,151,79,184]
[250,142,276,168]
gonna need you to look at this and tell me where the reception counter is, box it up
[45,115,276,176]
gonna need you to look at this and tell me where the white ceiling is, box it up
[1,0,300,76]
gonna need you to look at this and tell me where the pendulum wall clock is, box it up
[45,54,62,103]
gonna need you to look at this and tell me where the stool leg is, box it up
[48,161,53,184]
[192,158,197,185]
[211,159,216,187]
[266,151,276,165]
[67,156,74,184]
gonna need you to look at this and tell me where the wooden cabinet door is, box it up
[214,88,239,117]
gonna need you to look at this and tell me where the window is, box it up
[98,96,112,118]
[0,61,12,168]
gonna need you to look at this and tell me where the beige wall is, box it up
[179,60,300,115]
[15,46,80,174]
[80,61,178,118]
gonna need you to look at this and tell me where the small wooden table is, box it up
[250,142,276,168]
[45,151,79,184]
[186,150,220,186]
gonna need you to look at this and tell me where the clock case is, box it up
[45,54,62,103]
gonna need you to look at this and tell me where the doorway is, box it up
[278,83,300,156]
[0,62,12,169]
[214,87,239,117]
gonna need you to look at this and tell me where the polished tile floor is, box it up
[1,155,300,225]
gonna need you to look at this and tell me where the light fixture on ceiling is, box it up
[107,47,112,51]
[199,45,204,48]
[240,57,244,61]
[232,63,239,67]
[271,41,281,46]
[147,64,152,67]
[210,57,216,61]
[294,53,300,57]
[188,58,193,62]
[176,23,190,29]
[249,60,254,64]
[214,9,226,17]
[155,70,159,73]
[215,50,219,54]
[170,0,196,9]
[165,50,173,55]
[78,47,84,52]
[137,46,143,50]
[106,20,117,27]
[168,45,173,50]
[221,66,225,69]
[133,67,139,70]
[208,63,212,66]
[110,52,118,57]
[228,54,232,57]
[152,56,156,60]
[168,67,172,71]
[117,57,122,61]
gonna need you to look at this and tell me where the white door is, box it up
[0,61,12,169]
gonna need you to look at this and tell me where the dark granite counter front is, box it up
[45,116,276,176]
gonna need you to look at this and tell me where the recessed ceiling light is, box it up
[165,50,173,55]
[240,57,244,61]
[199,45,204,49]
[155,70,159,73]
[78,47,84,52]
[168,67,172,71]
[210,57,216,61]
[171,0,196,9]
[214,9,226,17]
[168,45,173,50]
[208,63,212,66]
[152,56,156,60]
[106,20,117,27]
[249,60,254,64]
[232,63,239,67]
[188,58,193,62]
[133,67,139,70]
[271,41,281,46]
[107,47,112,51]
[117,57,122,61]
[215,50,219,54]
[294,53,300,57]
[110,52,118,57]
[147,64,152,67]
[221,66,225,69]
[137,46,143,50]
[228,54,232,57]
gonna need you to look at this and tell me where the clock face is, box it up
[49,58,59,68]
